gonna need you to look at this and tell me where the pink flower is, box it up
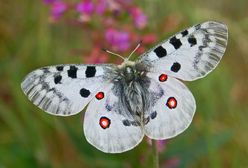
[108,0,121,13]
[162,157,180,168]
[146,138,167,153]
[105,28,131,52]
[76,0,94,15]
[156,140,167,153]
[50,1,67,21]
[95,0,107,15]
[142,34,157,44]
[43,0,57,5]
[130,7,147,29]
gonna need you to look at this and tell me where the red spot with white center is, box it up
[99,117,111,129]
[166,97,177,109]
[159,74,168,82]
[95,92,104,100]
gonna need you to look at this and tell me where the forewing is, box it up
[139,21,228,81]
[144,72,196,139]
[21,64,114,116]
[83,83,144,153]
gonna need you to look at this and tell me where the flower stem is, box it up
[152,139,159,168]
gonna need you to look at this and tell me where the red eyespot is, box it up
[95,92,104,100]
[159,74,168,82]
[99,117,111,129]
[166,97,177,109]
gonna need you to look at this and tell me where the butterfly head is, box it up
[115,60,147,85]
[123,66,135,83]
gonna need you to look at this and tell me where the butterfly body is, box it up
[107,60,151,126]
[21,21,228,153]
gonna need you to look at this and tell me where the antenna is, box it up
[101,48,126,61]
[127,40,142,60]
[102,41,142,61]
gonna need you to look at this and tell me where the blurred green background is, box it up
[1,0,248,167]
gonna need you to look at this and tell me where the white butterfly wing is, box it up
[139,21,228,81]
[21,64,114,116]
[83,83,144,153]
[144,72,196,139]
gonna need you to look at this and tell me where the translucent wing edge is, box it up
[21,64,113,116]
[189,21,228,80]
[138,21,228,81]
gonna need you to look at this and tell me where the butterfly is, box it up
[21,21,228,153]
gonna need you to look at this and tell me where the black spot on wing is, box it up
[54,75,62,84]
[56,66,64,71]
[154,46,167,58]
[105,104,113,111]
[181,30,189,37]
[67,66,78,78]
[85,66,96,78]
[48,88,55,92]
[123,120,131,126]
[131,121,141,126]
[42,68,50,73]
[195,23,201,30]
[80,88,90,98]
[169,36,182,49]
[171,62,181,72]
[188,37,197,47]
[150,111,157,119]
